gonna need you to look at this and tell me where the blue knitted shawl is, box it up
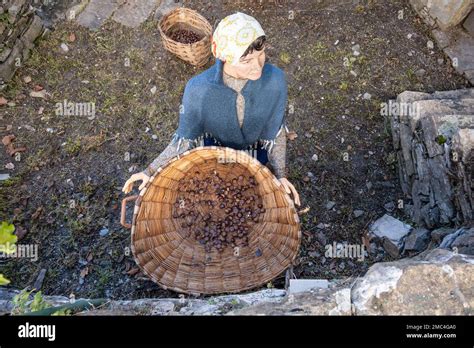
[171,58,288,153]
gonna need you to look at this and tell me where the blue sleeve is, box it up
[173,79,204,143]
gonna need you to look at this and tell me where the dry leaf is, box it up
[361,233,371,250]
[80,267,89,278]
[7,146,26,156]
[31,206,43,220]
[23,76,32,83]
[297,206,310,215]
[124,261,131,272]
[30,90,49,100]
[5,162,14,170]
[33,85,44,91]
[287,131,298,141]
[68,33,76,42]
[315,145,326,153]
[127,267,140,276]
[0,97,7,106]
[2,135,15,146]
[14,226,28,241]
[87,252,94,262]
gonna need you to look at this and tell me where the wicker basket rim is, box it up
[146,145,275,196]
[129,146,301,294]
[158,7,212,46]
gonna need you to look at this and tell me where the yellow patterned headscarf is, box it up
[211,12,265,66]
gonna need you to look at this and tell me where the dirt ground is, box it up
[0,0,470,300]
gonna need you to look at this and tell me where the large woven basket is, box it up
[121,146,301,295]
[158,7,212,67]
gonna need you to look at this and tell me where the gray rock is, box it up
[409,0,473,30]
[235,289,287,306]
[288,279,329,294]
[383,201,395,212]
[112,0,159,28]
[325,201,336,210]
[403,228,431,252]
[353,210,364,218]
[229,285,351,316]
[431,227,456,243]
[66,0,89,21]
[0,14,44,83]
[441,28,474,83]
[369,214,412,254]
[451,228,474,255]
[315,231,327,245]
[440,227,474,255]
[352,248,474,315]
[440,228,466,248]
[99,228,109,237]
[369,214,412,245]
[60,43,69,52]
[76,0,123,30]
[463,9,474,36]
[154,0,182,21]
[382,238,402,258]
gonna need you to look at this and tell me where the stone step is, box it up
[410,98,474,133]
[112,0,160,28]
[76,0,125,30]
[432,27,474,83]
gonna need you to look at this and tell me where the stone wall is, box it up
[0,0,45,89]
[390,89,474,227]
[409,0,474,84]
[1,249,471,315]
[409,0,473,30]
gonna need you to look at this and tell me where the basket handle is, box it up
[120,195,138,229]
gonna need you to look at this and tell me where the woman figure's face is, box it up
[224,47,266,80]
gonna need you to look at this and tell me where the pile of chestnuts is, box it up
[173,169,265,253]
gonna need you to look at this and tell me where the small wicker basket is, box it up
[158,7,212,67]
[121,146,301,295]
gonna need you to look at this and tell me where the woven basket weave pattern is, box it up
[159,7,212,67]
[130,147,301,294]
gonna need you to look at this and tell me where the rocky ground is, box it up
[0,0,471,300]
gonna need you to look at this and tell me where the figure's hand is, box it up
[278,177,301,206]
[122,172,150,194]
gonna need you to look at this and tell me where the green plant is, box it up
[51,308,72,316]
[30,291,49,312]
[435,134,447,145]
[12,289,31,314]
[339,81,349,91]
[12,289,50,314]
[279,51,291,64]
[0,221,17,285]
[64,137,82,155]
[0,274,10,286]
